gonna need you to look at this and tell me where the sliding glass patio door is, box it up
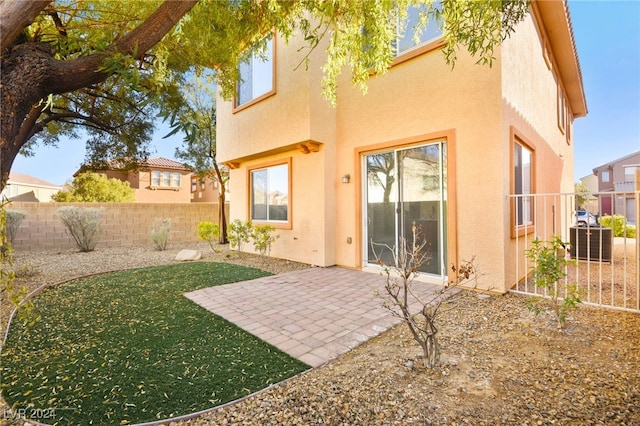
[364,141,447,277]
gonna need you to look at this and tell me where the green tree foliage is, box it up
[1,0,529,190]
[52,172,135,202]
[164,72,229,243]
[574,181,590,209]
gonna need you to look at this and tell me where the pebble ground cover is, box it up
[1,262,309,425]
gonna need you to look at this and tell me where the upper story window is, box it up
[601,170,610,183]
[152,170,181,188]
[624,166,637,182]
[162,171,171,187]
[395,1,443,57]
[514,139,534,228]
[249,160,290,226]
[171,172,181,187]
[236,34,274,108]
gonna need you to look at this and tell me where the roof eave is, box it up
[535,0,588,118]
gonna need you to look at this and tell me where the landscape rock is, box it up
[175,249,202,261]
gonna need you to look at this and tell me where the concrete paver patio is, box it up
[185,266,441,367]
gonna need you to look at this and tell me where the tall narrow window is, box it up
[162,171,171,187]
[171,172,181,188]
[395,1,443,56]
[237,35,274,107]
[514,141,533,226]
[250,162,289,223]
[151,171,161,186]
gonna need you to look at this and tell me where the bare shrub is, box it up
[150,218,172,251]
[373,222,477,369]
[5,209,26,244]
[56,206,104,252]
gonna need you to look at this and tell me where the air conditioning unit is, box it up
[569,226,612,262]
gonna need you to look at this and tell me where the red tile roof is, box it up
[145,157,190,170]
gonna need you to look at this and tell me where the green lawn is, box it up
[1,262,309,425]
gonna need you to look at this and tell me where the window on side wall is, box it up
[162,171,171,187]
[513,140,534,231]
[624,166,637,182]
[557,85,566,134]
[236,34,274,109]
[394,1,443,58]
[249,160,290,228]
[151,170,161,187]
[171,172,181,188]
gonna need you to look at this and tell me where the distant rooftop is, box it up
[76,157,191,176]
[144,157,190,170]
[7,172,62,188]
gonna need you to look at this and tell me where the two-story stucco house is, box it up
[76,157,192,203]
[217,1,587,293]
[592,150,640,221]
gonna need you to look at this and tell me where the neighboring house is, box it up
[1,173,62,202]
[190,173,226,203]
[76,157,192,203]
[592,150,640,222]
[217,1,587,293]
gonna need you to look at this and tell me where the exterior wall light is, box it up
[342,174,351,184]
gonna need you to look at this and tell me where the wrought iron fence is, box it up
[508,191,639,313]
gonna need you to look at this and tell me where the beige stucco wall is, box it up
[218,8,582,293]
[333,45,506,288]
[501,9,578,287]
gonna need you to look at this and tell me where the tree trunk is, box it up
[0,1,52,52]
[213,162,228,244]
[0,0,198,190]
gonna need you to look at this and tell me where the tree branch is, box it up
[0,1,52,52]
[47,0,198,95]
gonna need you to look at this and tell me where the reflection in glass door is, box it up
[364,142,447,277]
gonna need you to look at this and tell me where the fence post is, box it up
[636,170,639,310]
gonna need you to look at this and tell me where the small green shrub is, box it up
[251,224,279,257]
[197,221,220,251]
[56,206,104,252]
[525,236,581,328]
[1,203,36,325]
[600,214,636,238]
[5,209,27,244]
[228,219,252,253]
[150,218,172,251]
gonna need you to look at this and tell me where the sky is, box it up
[10,0,640,185]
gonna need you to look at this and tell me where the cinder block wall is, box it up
[7,202,226,251]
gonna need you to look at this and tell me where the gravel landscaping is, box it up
[2,243,639,425]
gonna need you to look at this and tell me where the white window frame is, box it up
[151,170,161,187]
[394,1,443,57]
[236,34,275,109]
[171,172,181,188]
[513,138,534,232]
